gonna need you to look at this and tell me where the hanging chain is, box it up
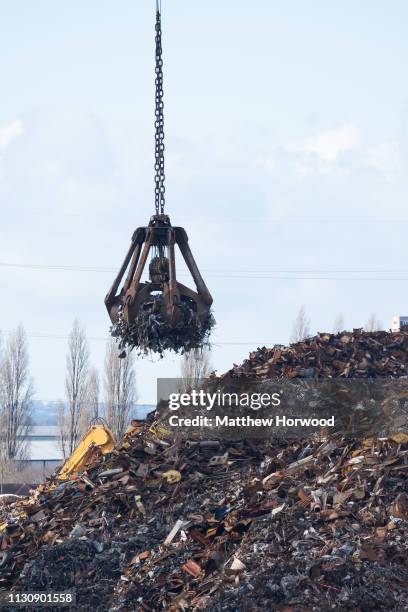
[154,4,165,215]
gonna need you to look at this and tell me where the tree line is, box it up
[0,319,137,469]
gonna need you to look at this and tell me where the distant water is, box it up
[31,401,155,425]
[130,404,155,420]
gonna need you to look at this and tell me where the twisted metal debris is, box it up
[2,420,408,611]
[111,299,215,357]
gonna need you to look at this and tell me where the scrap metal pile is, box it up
[2,421,408,610]
[1,330,408,610]
[222,329,408,381]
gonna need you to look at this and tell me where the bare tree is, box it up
[333,312,345,333]
[87,367,100,422]
[56,400,69,460]
[64,319,89,454]
[0,325,33,462]
[76,367,100,437]
[181,347,212,391]
[291,306,311,343]
[104,339,137,439]
[365,313,382,332]
[0,445,13,494]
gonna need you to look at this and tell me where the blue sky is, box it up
[1,1,408,403]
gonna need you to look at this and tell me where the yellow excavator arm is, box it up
[58,424,116,480]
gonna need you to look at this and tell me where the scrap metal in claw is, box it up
[105,214,213,330]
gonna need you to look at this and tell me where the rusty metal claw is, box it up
[105,215,213,353]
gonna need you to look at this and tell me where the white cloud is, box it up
[0,119,24,149]
[256,124,362,181]
[289,124,360,162]
[257,123,403,184]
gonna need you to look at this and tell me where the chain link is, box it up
[154,8,165,215]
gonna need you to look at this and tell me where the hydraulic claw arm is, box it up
[105,214,213,329]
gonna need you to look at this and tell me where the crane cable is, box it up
[154,1,165,215]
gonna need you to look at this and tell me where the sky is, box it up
[1,0,408,404]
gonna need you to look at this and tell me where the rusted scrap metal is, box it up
[105,214,214,356]
[2,420,408,610]
[222,329,408,380]
[0,495,22,506]
[111,298,214,357]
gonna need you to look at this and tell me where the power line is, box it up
[0,262,115,272]
[2,330,264,347]
[1,261,408,279]
[2,211,408,224]
[198,276,408,280]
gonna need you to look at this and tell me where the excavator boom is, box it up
[58,424,116,480]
